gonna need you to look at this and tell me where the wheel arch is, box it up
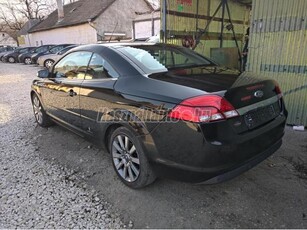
[30,89,47,110]
[101,109,152,153]
[44,59,54,66]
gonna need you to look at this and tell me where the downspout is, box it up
[151,11,155,36]
[162,0,167,43]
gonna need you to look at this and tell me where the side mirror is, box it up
[37,69,50,78]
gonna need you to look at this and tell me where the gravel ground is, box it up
[0,62,306,228]
[0,63,126,229]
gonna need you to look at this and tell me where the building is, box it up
[247,0,307,126]
[160,0,306,126]
[17,19,41,47]
[0,32,17,46]
[133,0,160,40]
[133,11,160,41]
[26,0,153,45]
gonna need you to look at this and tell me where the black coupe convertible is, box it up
[31,43,287,188]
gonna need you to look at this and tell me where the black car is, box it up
[31,44,73,64]
[19,45,54,64]
[31,43,287,188]
[2,47,34,63]
[0,46,14,61]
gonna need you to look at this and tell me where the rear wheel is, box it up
[24,57,31,65]
[44,59,54,68]
[8,56,15,63]
[31,94,53,127]
[109,126,156,189]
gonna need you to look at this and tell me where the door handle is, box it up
[68,89,77,97]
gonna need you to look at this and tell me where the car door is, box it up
[79,53,120,135]
[41,51,92,130]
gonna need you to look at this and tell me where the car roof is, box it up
[69,43,182,53]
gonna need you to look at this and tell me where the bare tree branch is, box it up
[0,0,56,43]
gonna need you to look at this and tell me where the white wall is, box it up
[134,19,160,39]
[94,0,151,40]
[0,32,17,46]
[29,24,97,46]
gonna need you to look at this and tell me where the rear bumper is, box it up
[199,139,282,184]
[142,113,286,183]
[37,58,44,66]
[31,57,38,64]
[18,55,26,63]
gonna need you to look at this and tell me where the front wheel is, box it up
[109,126,156,189]
[44,59,54,68]
[31,94,53,127]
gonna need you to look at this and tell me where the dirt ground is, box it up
[1,62,306,228]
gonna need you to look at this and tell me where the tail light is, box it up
[168,95,239,123]
[275,84,283,99]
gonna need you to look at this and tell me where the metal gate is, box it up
[248,0,307,125]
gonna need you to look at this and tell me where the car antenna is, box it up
[108,22,118,43]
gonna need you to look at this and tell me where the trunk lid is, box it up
[149,66,283,131]
[149,66,280,109]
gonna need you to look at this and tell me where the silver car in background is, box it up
[37,45,78,68]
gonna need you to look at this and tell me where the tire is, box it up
[109,126,156,189]
[24,57,32,65]
[44,59,54,68]
[8,56,15,63]
[31,94,53,127]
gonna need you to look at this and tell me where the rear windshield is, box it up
[117,45,214,74]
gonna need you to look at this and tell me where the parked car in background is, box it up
[18,45,54,65]
[2,47,35,63]
[0,46,13,53]
[0,46,15,61]
[37,45,78,68]
[31,43,287,188]
[31,44,73,65]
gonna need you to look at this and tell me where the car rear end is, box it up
[146,76,287,183]
[37,56,45,66]
[2,53,9,62]
[18,53,26,63]
[113,44,287,184]
[31,53,40,64]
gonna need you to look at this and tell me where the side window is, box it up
[86,53,119,80]
[53,52,92,79]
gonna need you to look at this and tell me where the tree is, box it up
[0,0,56,42]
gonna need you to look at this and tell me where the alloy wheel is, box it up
[25,58,31,64]
[112,135,140,182]
[32,96,43,124]
[45,60,54,68]
[8,57,15,63]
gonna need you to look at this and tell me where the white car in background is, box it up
[37,45,78,68]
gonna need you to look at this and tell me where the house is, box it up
[0,32,17,46]
[133,10,160,41]
[27,0,154,45]
[17,19,41,47]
